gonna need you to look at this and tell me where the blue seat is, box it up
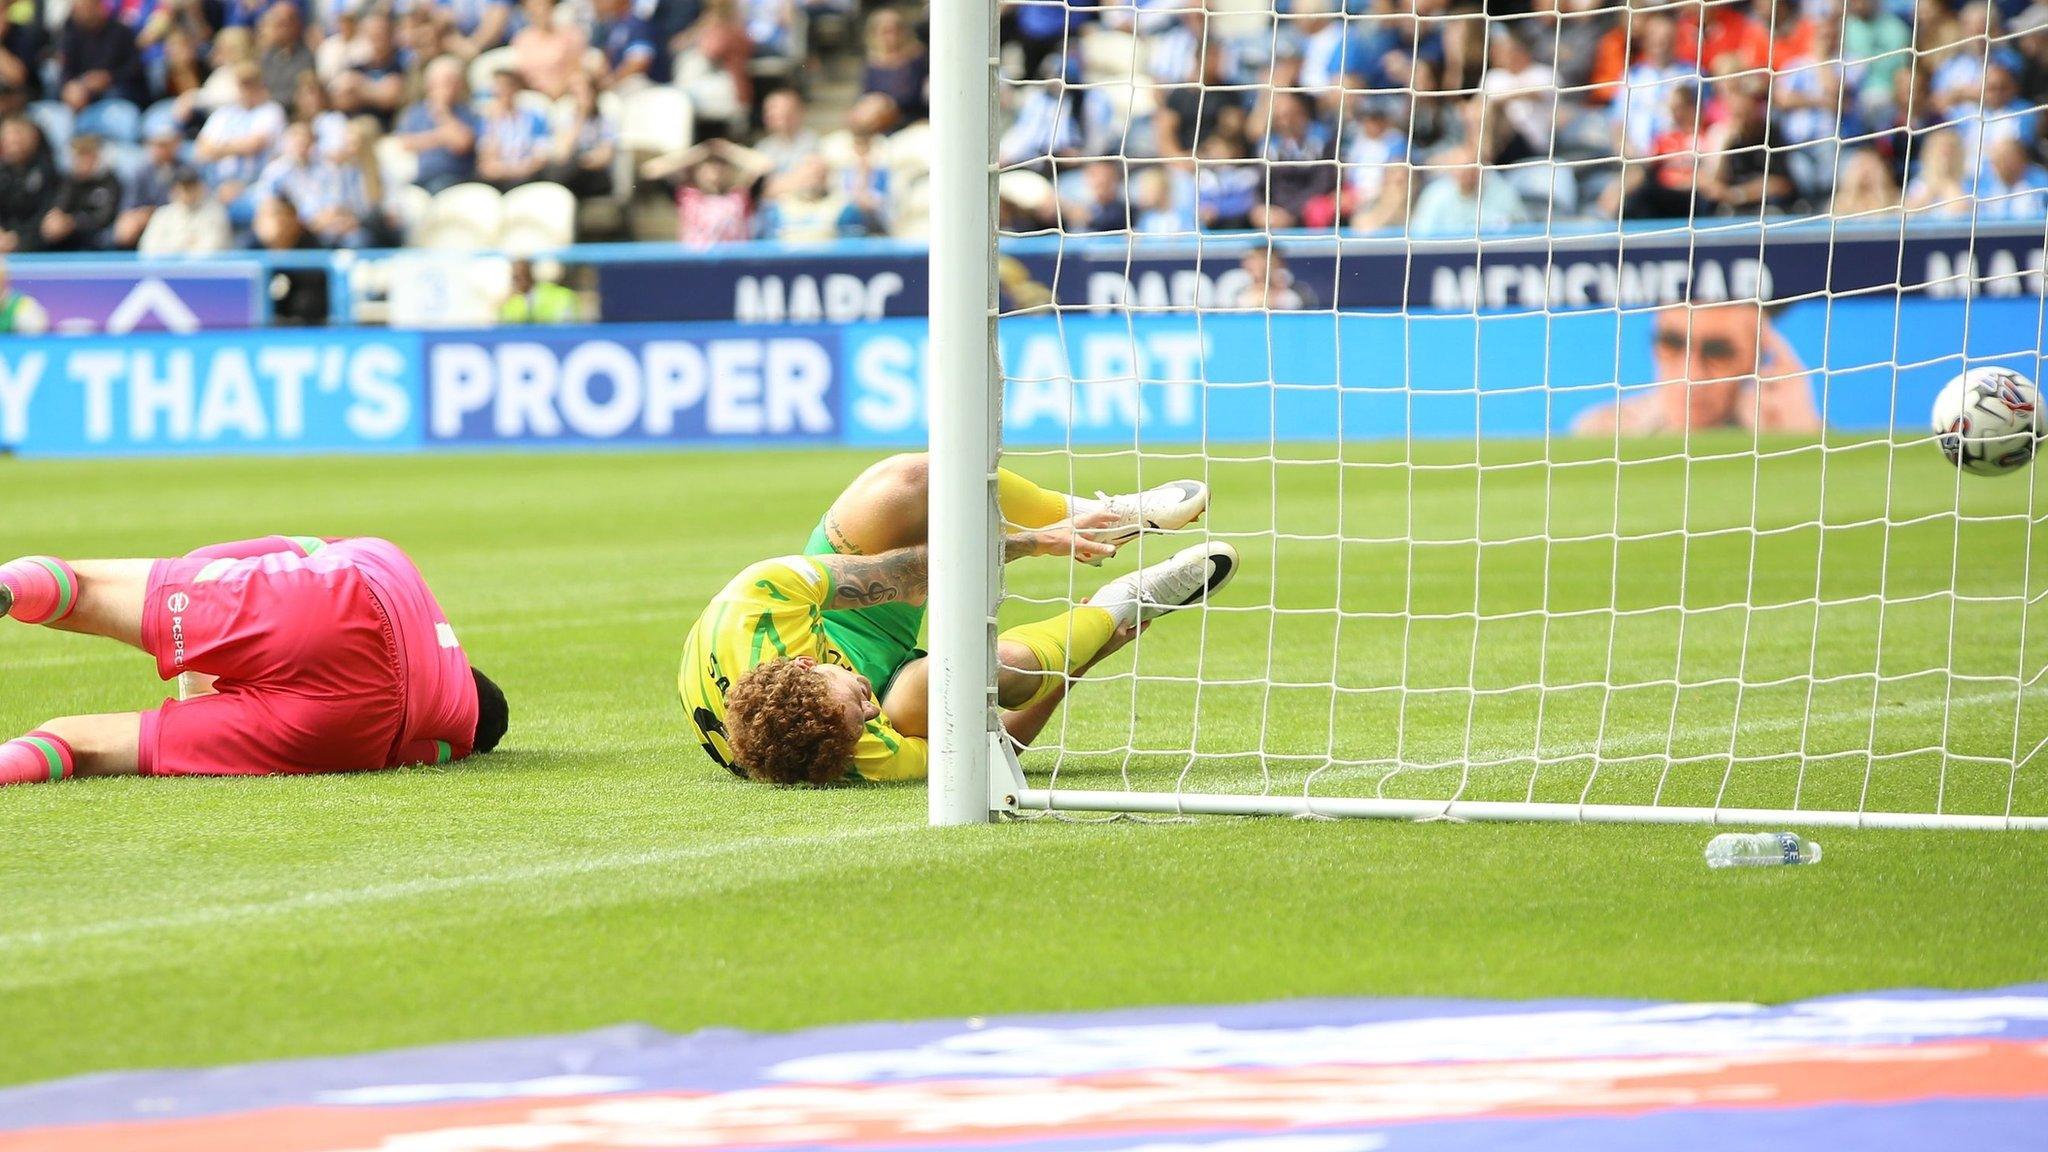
[26,100,73,154]
[105,141,148,184]
[140,99,189,142]
[75,99,142,144]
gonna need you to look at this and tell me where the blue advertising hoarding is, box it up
[2,300,2039,457]
[421,326,842,446]
[842,296,2045,446]
[0,329,419,455]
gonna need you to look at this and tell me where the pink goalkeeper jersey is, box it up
[165,535,480,767]
[322,537,480,764]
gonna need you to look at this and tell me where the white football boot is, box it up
[1089,541,1240,628]
[1086,480,1211,545]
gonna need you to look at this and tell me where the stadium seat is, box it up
[889,172,930,239]
[421,182,504,250]
[885,121,932,180]
[375,134,419,189]
[139,99,185,142]
[468,46,518,94]
[499,181,577,251]
[996,169,1054,216]
[1206,0,1272,41]
[1080,28,1138,82]
[619,84,694,157]
[26,100,72,155]
[75,99,140,144]
[105,141,146,185]
[672,52,738,128]
[390,184,434,244]
[465,256,514,312]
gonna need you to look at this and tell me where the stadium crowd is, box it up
[0,0,2043,254]
[1000,0,2048,236]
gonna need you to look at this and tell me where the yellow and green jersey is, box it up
[678,556,928,782]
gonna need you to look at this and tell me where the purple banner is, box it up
[10,263,263,334]
[3,985,2044,1150]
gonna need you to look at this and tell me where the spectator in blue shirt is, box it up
[1295,0,1366,103]
[113,122,184,247]
[594,0,657,89]
[645,0,701,81]
[755,156,866,241]
[444,0,515,57]
[1955,63,2041,167]
[1131,162,1198,233]
[394,56,480,193]
[1978,137,2048,220]
[1061,159,1130,233]
[1002,0,1090,85]
[476,68,552,189]
[1196,125,1258,230]
[743,0,795,58]
[194,62,285,202]
[1929,2,2024,115]
[1410,143,1529,237]
[331,10,407,128]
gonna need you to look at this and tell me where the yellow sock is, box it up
[1000,606,1117,708]
[997,469,1074,529]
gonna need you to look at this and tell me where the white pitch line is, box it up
[0,824,916,954]
[9,692,2041,956]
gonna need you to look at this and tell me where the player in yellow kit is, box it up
[679,454,1236,784]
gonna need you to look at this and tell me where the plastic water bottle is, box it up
[1704,831,1822,868]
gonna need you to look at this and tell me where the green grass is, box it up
[3,440,2045,1089]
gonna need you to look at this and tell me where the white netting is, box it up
[981,0,2048,824]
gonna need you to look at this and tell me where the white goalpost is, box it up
[927,0,1004,826]
[930,0,2048,830]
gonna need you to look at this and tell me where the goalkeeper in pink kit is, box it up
[0,536,508,785]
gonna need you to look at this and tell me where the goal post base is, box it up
[988,734,1029,819]
[1003,789,2048,831]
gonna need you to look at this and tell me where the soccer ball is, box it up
[1932,367,2043,477]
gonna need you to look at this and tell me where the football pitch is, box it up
[4,439,2046,1089]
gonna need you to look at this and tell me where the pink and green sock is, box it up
[0,556,79,625]
[0,732,74,786]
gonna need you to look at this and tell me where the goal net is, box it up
[928,0,2048,829]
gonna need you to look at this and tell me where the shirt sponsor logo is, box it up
[167,593,189,667]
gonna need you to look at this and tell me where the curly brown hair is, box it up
[724,658,862,784]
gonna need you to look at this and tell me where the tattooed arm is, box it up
[818,545,933,609]
[816,528,1118,610]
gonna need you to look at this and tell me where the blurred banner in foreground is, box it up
[2,985,2044,1150]
[1,299,2038,457]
